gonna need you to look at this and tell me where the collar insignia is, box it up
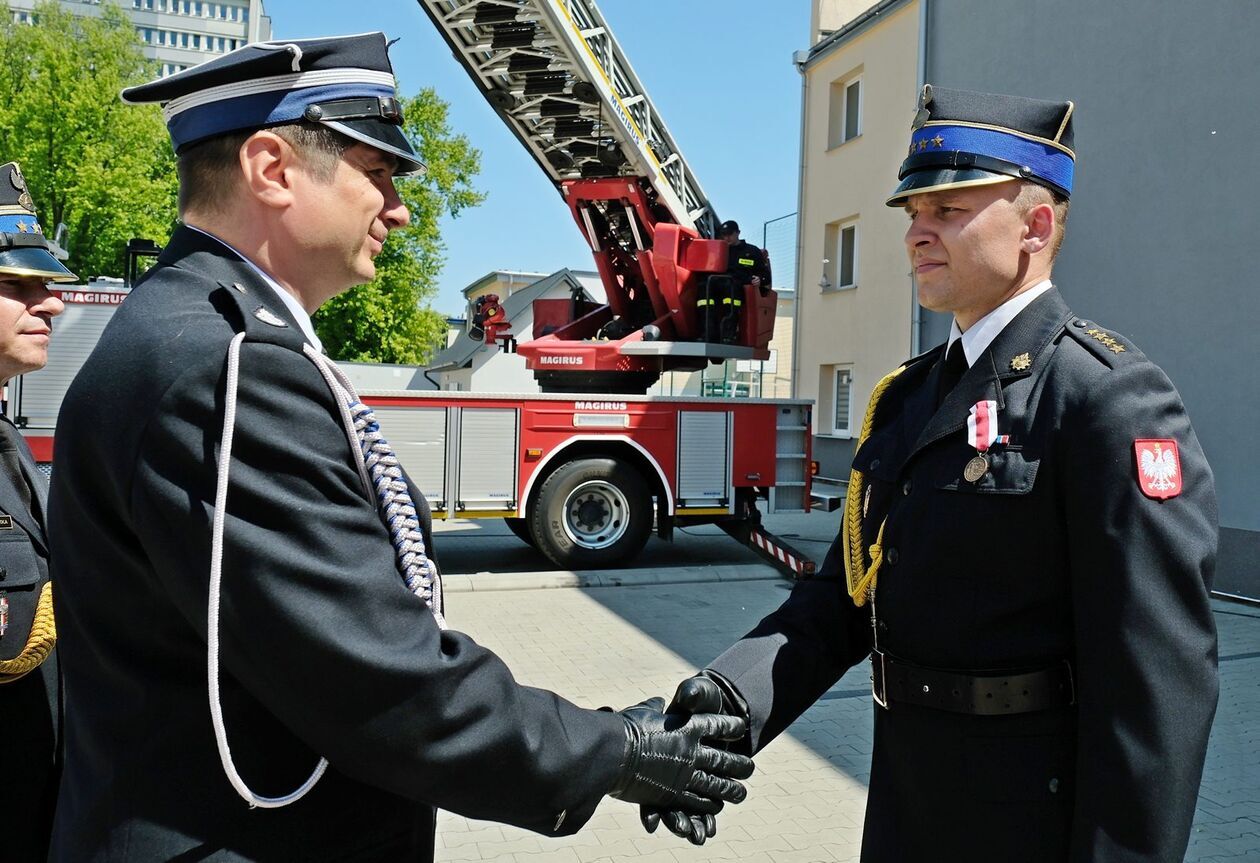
[1010,352,1032,371]
[253,306,287,328]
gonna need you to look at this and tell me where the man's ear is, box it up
[1022,201,1055,255]
[239,131,295,210]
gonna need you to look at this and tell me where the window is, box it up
[833,368,853,436]
[822,219,858,290]
[827,76,862,148]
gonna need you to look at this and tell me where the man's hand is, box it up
[610,697,754,824]
[640,674,743,845]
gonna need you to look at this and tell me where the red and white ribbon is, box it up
[967,400,1009,452]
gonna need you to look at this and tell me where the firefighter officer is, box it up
[47,33,752,861]
[0,161,72,861]
[643,86,1219,861]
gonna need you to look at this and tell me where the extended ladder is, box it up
[415,0,720,238]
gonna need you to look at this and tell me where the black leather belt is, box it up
[871,649,1075,716]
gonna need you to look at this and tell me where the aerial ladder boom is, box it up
[416,0,775,392]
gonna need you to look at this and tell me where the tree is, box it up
[315,88,485,365]
[0,1,178,279]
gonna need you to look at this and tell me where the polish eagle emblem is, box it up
[1135,439,1182,499]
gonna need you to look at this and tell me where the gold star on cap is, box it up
[1010,352,1032,371]
[15,220,28,233]
[932,135,945,148]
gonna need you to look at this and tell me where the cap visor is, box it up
[885,168,1016,207]
[324,118,427,176]
[0,246,78,282]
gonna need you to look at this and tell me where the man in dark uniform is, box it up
[644,86,1218,861]
[698,220,771,343]
[0,161,73,861]
[48,34,753,861]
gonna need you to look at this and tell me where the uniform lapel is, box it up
[908,289,1074,461]
[0,419,46,550]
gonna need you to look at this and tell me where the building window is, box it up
[822,219,857,290]
[818,365,854,436]
[833,368,853,436]
[827,76,861,149]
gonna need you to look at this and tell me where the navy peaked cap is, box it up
[887,85,1075,206]
[122,32,425,176]
[0,162,76,283]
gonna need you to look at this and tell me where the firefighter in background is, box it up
[0,161,73,861]
[469,292,507,343]
[699,220,771,344]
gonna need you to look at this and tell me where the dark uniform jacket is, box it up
[708,289,1218,862]
[0,419,59,862]
[725,240,770,289]
[48,227,627,862]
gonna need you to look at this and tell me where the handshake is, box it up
[610,673,750,846]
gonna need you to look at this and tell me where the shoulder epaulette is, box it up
[1063,318,1143,368]
[211,280,308,352]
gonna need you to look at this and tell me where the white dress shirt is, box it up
[946,279,1054,367]
[185,224,324,353]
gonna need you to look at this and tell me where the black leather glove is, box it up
[610,696,754,820]
[640,673,749,845]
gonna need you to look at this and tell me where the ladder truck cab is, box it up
[418,0,778,395]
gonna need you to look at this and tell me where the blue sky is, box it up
[262,0,811,316]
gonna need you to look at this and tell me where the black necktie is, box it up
[937,339,968,408]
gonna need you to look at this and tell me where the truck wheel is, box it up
[503,517,537,548]
[531,457,653,569]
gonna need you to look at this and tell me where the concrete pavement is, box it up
[430,516,1260,862]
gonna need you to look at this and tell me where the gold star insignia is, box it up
[932,135,945,148]
[1010,352,1032,371]
[918,139,929,152]
[15,220,28,233]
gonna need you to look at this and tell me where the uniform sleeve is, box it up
[129,341,626,836]
[707,534,869,753]
[1059,358,1218,862]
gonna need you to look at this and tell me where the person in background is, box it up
[0,160,72,861]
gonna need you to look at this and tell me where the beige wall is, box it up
[796,0,919,444]
[811,0,880,44]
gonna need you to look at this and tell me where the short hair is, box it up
[176,121,352,216]
[1014,181,1070,258]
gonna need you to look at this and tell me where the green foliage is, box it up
[0,1,178,278]
[315,87,485,364]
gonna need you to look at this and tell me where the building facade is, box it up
[795,0,1260,597]
[9,0,271,76]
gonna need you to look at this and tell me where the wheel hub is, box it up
[562,480,629,550]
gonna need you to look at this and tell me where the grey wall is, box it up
[923,0,1259,596]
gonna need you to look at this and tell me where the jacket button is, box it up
[1048,777,1060,794]
[1073,319,1087,328]
[902,479,913,496]
[885,547,899,566]
[869,458,881,471]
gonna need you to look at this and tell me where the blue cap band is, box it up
[167,82,396,151]
[910,124,1074,195]
[0,214,44,234]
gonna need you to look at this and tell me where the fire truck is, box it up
[7,0,818,574]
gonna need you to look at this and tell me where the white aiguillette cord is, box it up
[207,335,445,809]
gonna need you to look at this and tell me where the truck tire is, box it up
[503,517,537,548]
[530,457,653,569]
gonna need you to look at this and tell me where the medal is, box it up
[965,400,1009,483]
[964,455,989,482]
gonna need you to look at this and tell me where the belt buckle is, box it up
[871,649,889,709]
